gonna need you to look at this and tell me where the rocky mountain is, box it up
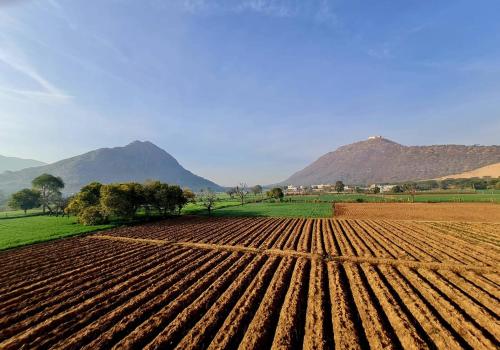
[0,141,222,194]
[283,137,500,185]
[0,155,46,174]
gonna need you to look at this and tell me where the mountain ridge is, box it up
[0,141,222,194]
[0,155,46,174]
[282,137,500,185]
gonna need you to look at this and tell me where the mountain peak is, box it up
[126,140,157,148]
[0,155,46,174]
[0,142,223,194]
[366,136,397,143]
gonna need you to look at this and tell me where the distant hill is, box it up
[0,155,46,174]
[0,141,223,194]
[437,162,500,179]
[282,137,500,185]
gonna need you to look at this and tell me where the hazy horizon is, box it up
[1,0,500,185]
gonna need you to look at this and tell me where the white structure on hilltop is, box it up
[368,135,383,140]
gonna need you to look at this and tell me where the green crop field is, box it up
[0,208,43,219]
[2,190,497,251]
[0,216,114,251]
[286,192,500,203]
[191,202,333,218]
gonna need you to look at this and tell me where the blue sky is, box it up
[0,0,499,186]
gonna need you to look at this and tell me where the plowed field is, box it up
[334,202,500,222]
[1,217,499,349]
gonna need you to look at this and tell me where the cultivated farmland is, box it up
[334,202,500,222]
[1,217,499,349]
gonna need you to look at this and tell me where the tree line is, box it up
[67,181,195,225]
[7,174,196,225]
[9,174,66,215]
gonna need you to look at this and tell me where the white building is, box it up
[370,184,396,193]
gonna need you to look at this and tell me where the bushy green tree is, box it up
[9,189,40,214]
[266,187,284,201]
[251,185,263,197]
[335,181,345,192]
[66,182,103,217]
[183,188,196,203]
[391,185,404,193]
[32,174,65,214]
[78,206,105,225]
[68,180,189,225]
[100,183,142,220]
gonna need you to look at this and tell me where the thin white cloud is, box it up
[179,0,338,24]
[367,47,392,59]
[0,45,72,101]
[45,0,77,30]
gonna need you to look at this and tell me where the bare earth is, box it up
[334,202,500,222]
[438,162,500,179]
[1,216,499,349]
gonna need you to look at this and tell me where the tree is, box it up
[335,181,345,193]
[251,185,263,198]
[66,182,103,217]
[9,189,40,214]
[235,183,248,205]
[154,183,174,216]
[266,187,284,201]
[496,181,500,190]
[78,206,105,225]
[48,192,65,216]
[100,184,138,220]
[402,182,417,202]
[168,185,186,215]
[198,188,217,216]
[373,186,381,194]
[391,185,404,193]
[226,187,236,199]
[32,174,64,214]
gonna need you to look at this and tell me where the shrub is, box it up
[356,198,364,203]
[78,206,105,225]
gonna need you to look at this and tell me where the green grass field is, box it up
[2,190,498,251]
[0,216,114,251]
[286,192,500,203]
[0,209,43,219]
[189,202,333,218]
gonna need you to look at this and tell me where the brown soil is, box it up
[334,202,500,222]
[1,217,498,349]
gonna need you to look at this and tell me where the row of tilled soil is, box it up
[333,202,500,223]
[1,233,498,349]
[95,217,500,268]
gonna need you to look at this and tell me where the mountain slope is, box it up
[283,137,500,185]
[0,155,46,174]
[0,141,222,194]
[437,162,500,179]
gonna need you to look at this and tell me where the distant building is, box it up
[370,184,396,193]
[286,185,305,194]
